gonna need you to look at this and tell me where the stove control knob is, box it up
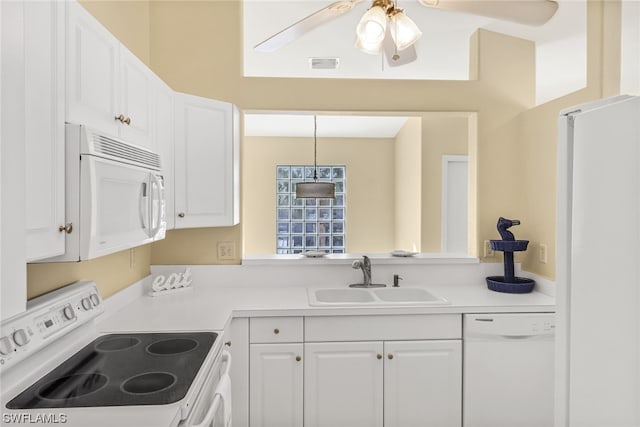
[0,336,15,355]
[12,329,30,347]
[90,293,100,306]
[63,305,76,320]
[81,297,92,311]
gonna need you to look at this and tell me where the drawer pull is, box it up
[296,356,301,362]
[376,354,382,360]
[388,354,394,360]
[273,328,280,334]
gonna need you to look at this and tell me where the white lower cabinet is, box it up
[245,315,463,427]
[304,341,384,427]
[384,340,462,427]
[250,343,304,427]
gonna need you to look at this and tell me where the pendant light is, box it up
[296,116,336,199]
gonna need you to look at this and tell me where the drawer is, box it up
[250,316,303,343]
[305,314,461,342]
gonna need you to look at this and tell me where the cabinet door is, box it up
[119,46,153,149]
[66,1,119,136]
[304,341,383,427]
[1,0,28,320]
[153,78,174,230]
[384,340,462,427]
[174,93,239,228]
[250,343,303,427]
[24,0,65,261]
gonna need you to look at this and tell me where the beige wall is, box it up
[27,246,151,299]
[242,136,395,254]
[394,118,422,251]
[517,1,622,278]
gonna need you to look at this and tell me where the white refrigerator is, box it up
[556,95,640,427]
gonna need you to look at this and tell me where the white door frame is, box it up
[441,155,468,253]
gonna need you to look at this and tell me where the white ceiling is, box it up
[244,113,410,138]
[243,0,587,103]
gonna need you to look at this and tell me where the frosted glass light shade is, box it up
[389,12,422,51]
[296,182,336,198]
[355,6,387,54]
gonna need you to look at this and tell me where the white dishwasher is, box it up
[463,313,555,427]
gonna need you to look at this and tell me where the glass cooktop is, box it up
[6,332,217,409]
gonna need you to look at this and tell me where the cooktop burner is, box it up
[6,332,217,409]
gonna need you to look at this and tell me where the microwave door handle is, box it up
[139,182,148,232]
[148,174,163,238]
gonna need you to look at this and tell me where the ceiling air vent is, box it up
[309,57,339,70]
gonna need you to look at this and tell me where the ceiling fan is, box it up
[254,0,559,67]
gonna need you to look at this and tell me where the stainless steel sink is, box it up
[308,287,449,306]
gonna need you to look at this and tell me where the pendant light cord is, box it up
[313,115,318,182]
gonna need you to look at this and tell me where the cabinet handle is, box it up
[224,341,232,347]
[376,354,382,360]
[388,354,394,360]
[58,223,73,234]
[273,328,280,335]
[296,356,302,362]
[115,114,132,125]
[178,212,185,218]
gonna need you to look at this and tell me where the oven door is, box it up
[180,349,232,427]
[80,155,156,259]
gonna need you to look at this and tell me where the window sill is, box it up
[242,253,480,266]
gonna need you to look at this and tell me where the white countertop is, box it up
[98,281,555,334]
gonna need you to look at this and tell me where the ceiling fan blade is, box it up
[382,29,417,67]
[255,0,362,52]
[418,0,559,26]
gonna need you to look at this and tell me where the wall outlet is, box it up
[483,240,495,257]
[538,243,548,264]
[217,242,236,260]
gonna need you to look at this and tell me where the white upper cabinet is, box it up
[66,0,119,136]
[174,92,240,228]
[119,46,154,150]
[66,1,153,148]
[24,0,65,261]
[1,0,28,320]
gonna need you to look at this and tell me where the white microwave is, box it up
[37,124,166,262]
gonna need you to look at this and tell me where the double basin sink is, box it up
[308,287,449,307]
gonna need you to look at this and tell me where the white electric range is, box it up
[0,281,230,427]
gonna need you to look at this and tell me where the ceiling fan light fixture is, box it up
[389,10,422,51]
[355,5,387,54]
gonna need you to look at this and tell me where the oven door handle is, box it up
[192,349,232,427]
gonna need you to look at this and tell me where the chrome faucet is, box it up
[349,256,386,288]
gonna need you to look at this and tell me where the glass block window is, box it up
[276,165,346,254]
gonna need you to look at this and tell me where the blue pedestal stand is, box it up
[485,218,535,294]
